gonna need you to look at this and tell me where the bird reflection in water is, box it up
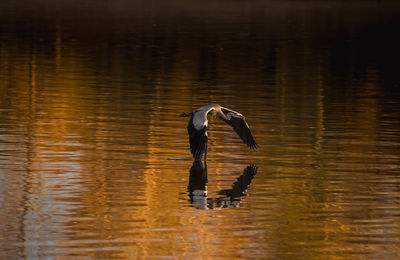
[187,161,258,210]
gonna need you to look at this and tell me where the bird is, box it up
[181,104,258,161]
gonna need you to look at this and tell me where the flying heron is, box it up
[181,104,258,161]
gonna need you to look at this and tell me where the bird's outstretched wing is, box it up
[219,107,258,150]
[187,116,208,160]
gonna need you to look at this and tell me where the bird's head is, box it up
[180,112,192,117]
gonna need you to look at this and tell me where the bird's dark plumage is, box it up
[220,107,258,150]
[183,104,258,161]
[187,116,208,160]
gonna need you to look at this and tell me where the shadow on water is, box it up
[188,161,258,210]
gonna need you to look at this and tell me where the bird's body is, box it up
[181,104,258,161]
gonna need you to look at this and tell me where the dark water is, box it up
[1,1,400,258]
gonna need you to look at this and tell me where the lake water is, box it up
[1,1,400,258]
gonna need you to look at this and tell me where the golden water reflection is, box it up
[1,1,400,258]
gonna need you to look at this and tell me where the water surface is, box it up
[1,1,400,258]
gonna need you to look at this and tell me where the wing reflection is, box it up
[187,162,258,210]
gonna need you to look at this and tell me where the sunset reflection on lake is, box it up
[1,0,400,258]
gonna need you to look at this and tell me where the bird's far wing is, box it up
[220,107,258,150]
[187,116,208,160]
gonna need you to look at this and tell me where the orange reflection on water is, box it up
[1,2,400,258]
